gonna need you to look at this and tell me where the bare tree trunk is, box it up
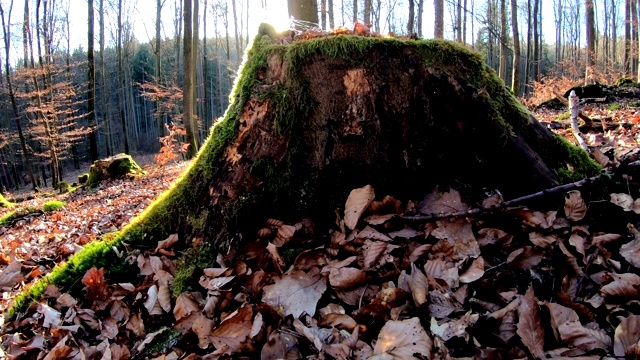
[511,0,520,96]
[462,0,467,43]
[183,0,198,158]
[88,0,98,161]
[203,0,210,130]
[613,0,617,68]
[64,2,80,169]
[156,0,164,137]
[585,0,595,84]
[0,1,36,191]
[328,0,334,28]
[232,0,241,69]
[633,0,638,75]
[533,0,540,80]
[192,0,200,144]
[434,0,443,38]
[321,0,327,29]
[353,0,357,22]
[498,0,507,81]
[626,0,631,73]
[456,0,462,41]
[99,0,112,156]
[417,0,424,37]
[408,0,415,34]
[364,0,371,24]
[117,0,130,154]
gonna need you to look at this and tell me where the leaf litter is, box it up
[6,174,640,358]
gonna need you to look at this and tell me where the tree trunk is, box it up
[511,0,520,96]
[0,2,36,191]
[498,0,508,82]
[288,0,319,25]
[117,0,129,154]
[328,0,334,28]
[183,0,198,159]
[434,0,443,38]
[364,0,371,24]
[88,0,98,161]
[352,0,357,22]
[585,0,595,84]
[156,0,164,137]
[533,0,540,80]
[408,0,415,34]
[99,0,112,156]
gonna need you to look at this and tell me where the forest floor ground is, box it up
[5,84,640,358]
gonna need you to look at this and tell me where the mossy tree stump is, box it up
[12,25,601,311]
[86,153,143,187]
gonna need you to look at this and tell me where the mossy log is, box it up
[11,25,601,312]
[86,153,143,187]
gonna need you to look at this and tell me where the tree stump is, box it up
[14,25,601,309]
[86,153,143,187]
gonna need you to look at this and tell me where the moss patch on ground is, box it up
[551,134,602,183]
[0,193,12,208]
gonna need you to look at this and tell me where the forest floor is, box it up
[5,84,640,359]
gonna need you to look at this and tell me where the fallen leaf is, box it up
[344,185,375,230]
[564,191,587,222]
[0,261,22,290]
[614,314,640,357]
[517,287,545,359]
[371,317,432,359]
[262,269,327,318]
[406,263,429,306]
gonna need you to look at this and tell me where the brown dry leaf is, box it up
[109,344,130,360]
[362,240,397,270]
[210,305,254,352]
[429,288,463,319]
[371,317,432,359]
[557,320,611,353]
[517,209,557,229]
[293,318,336,352]
[274,225,296,247]
[529,232,559,248]
[155,269,174,312]
[601,273,640,298]
[545,302,579,342]
[459,256,484,283]
[173,292,201,321]
[357,226,393,242]
[610,193,635,211]
[431,218,480,260]
[82,267,110,300]
[266,242,286,272]
[517,287,545,359]
[199,275,235,291]
[477,228,513,247]
[261,330,300,360]
[155,233,179,252]
[42,335,72,360]
[0,261,22,290]
[406,263,429,306]
[430,311,479,341]
[569,232,587,258]
[419,187,467,214]
[620,238,640,268]
[408,243,433,263]
[614,314,640,357]
[591,232,623,246]
[262,269,327,318]
[558,240,584,276]
[38,303,62,328]
[507,246,544,269]
[57,293,77,308]
[318,313,358,331]
[329,267,368,290]
[564,191,587,222]
[344,185,375,230]
[192,314,215,349]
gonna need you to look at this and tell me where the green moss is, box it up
[630,101,640,108]
[142,328,182,357]
[551,133,602,182]
[557,111,571,120]
[0,193,12,208]
[607,103,622,111]
[43,200,66,212]
[78,173,89,185]
[0,211,16,225]
[616,77,636,87]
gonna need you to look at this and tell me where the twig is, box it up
[403,174,604,222]
[569,90,590,151]
[553,90,594,126]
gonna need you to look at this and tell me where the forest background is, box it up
[0,0,632,194]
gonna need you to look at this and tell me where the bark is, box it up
[364,0,371,24]
[585,0,595,84]
[626,0,631,73]
[117,0,129,154]
[408,0,415,34]
[328,0,334,28]
[498,0,507,82]
[456,0,462,41]
[156,0,164,137]
[88,0,98,161]
[434,0,443,38]
[353,0,357,22]
[288,0,319,24]
[511,0,520,96]
[99,0,112,156]
[0,1,36,191]
[533,0,539,81]
[183,0,198,158]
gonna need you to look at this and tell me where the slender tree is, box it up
[434,0,443,38]
[155,0,165,136]
[498,0,508,81]
[364,0,371,24]
[511,0,520,96]
[117,0,130,154]
[183,0,198,158]
[585,0,595,84]
[408,0,415,34]
[288,0,319,24]
[87,0,98,161]
[0,1,36,191]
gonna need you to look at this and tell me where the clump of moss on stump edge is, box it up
[0,193,11,208]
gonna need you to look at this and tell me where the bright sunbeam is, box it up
[257,4,292,33]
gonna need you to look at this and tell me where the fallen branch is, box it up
[553,90,594,126]
[569,90,590,151]
[403,174,605,222]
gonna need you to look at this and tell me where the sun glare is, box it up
[259,10,292,33]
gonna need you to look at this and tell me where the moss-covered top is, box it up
[0,193,11,208]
